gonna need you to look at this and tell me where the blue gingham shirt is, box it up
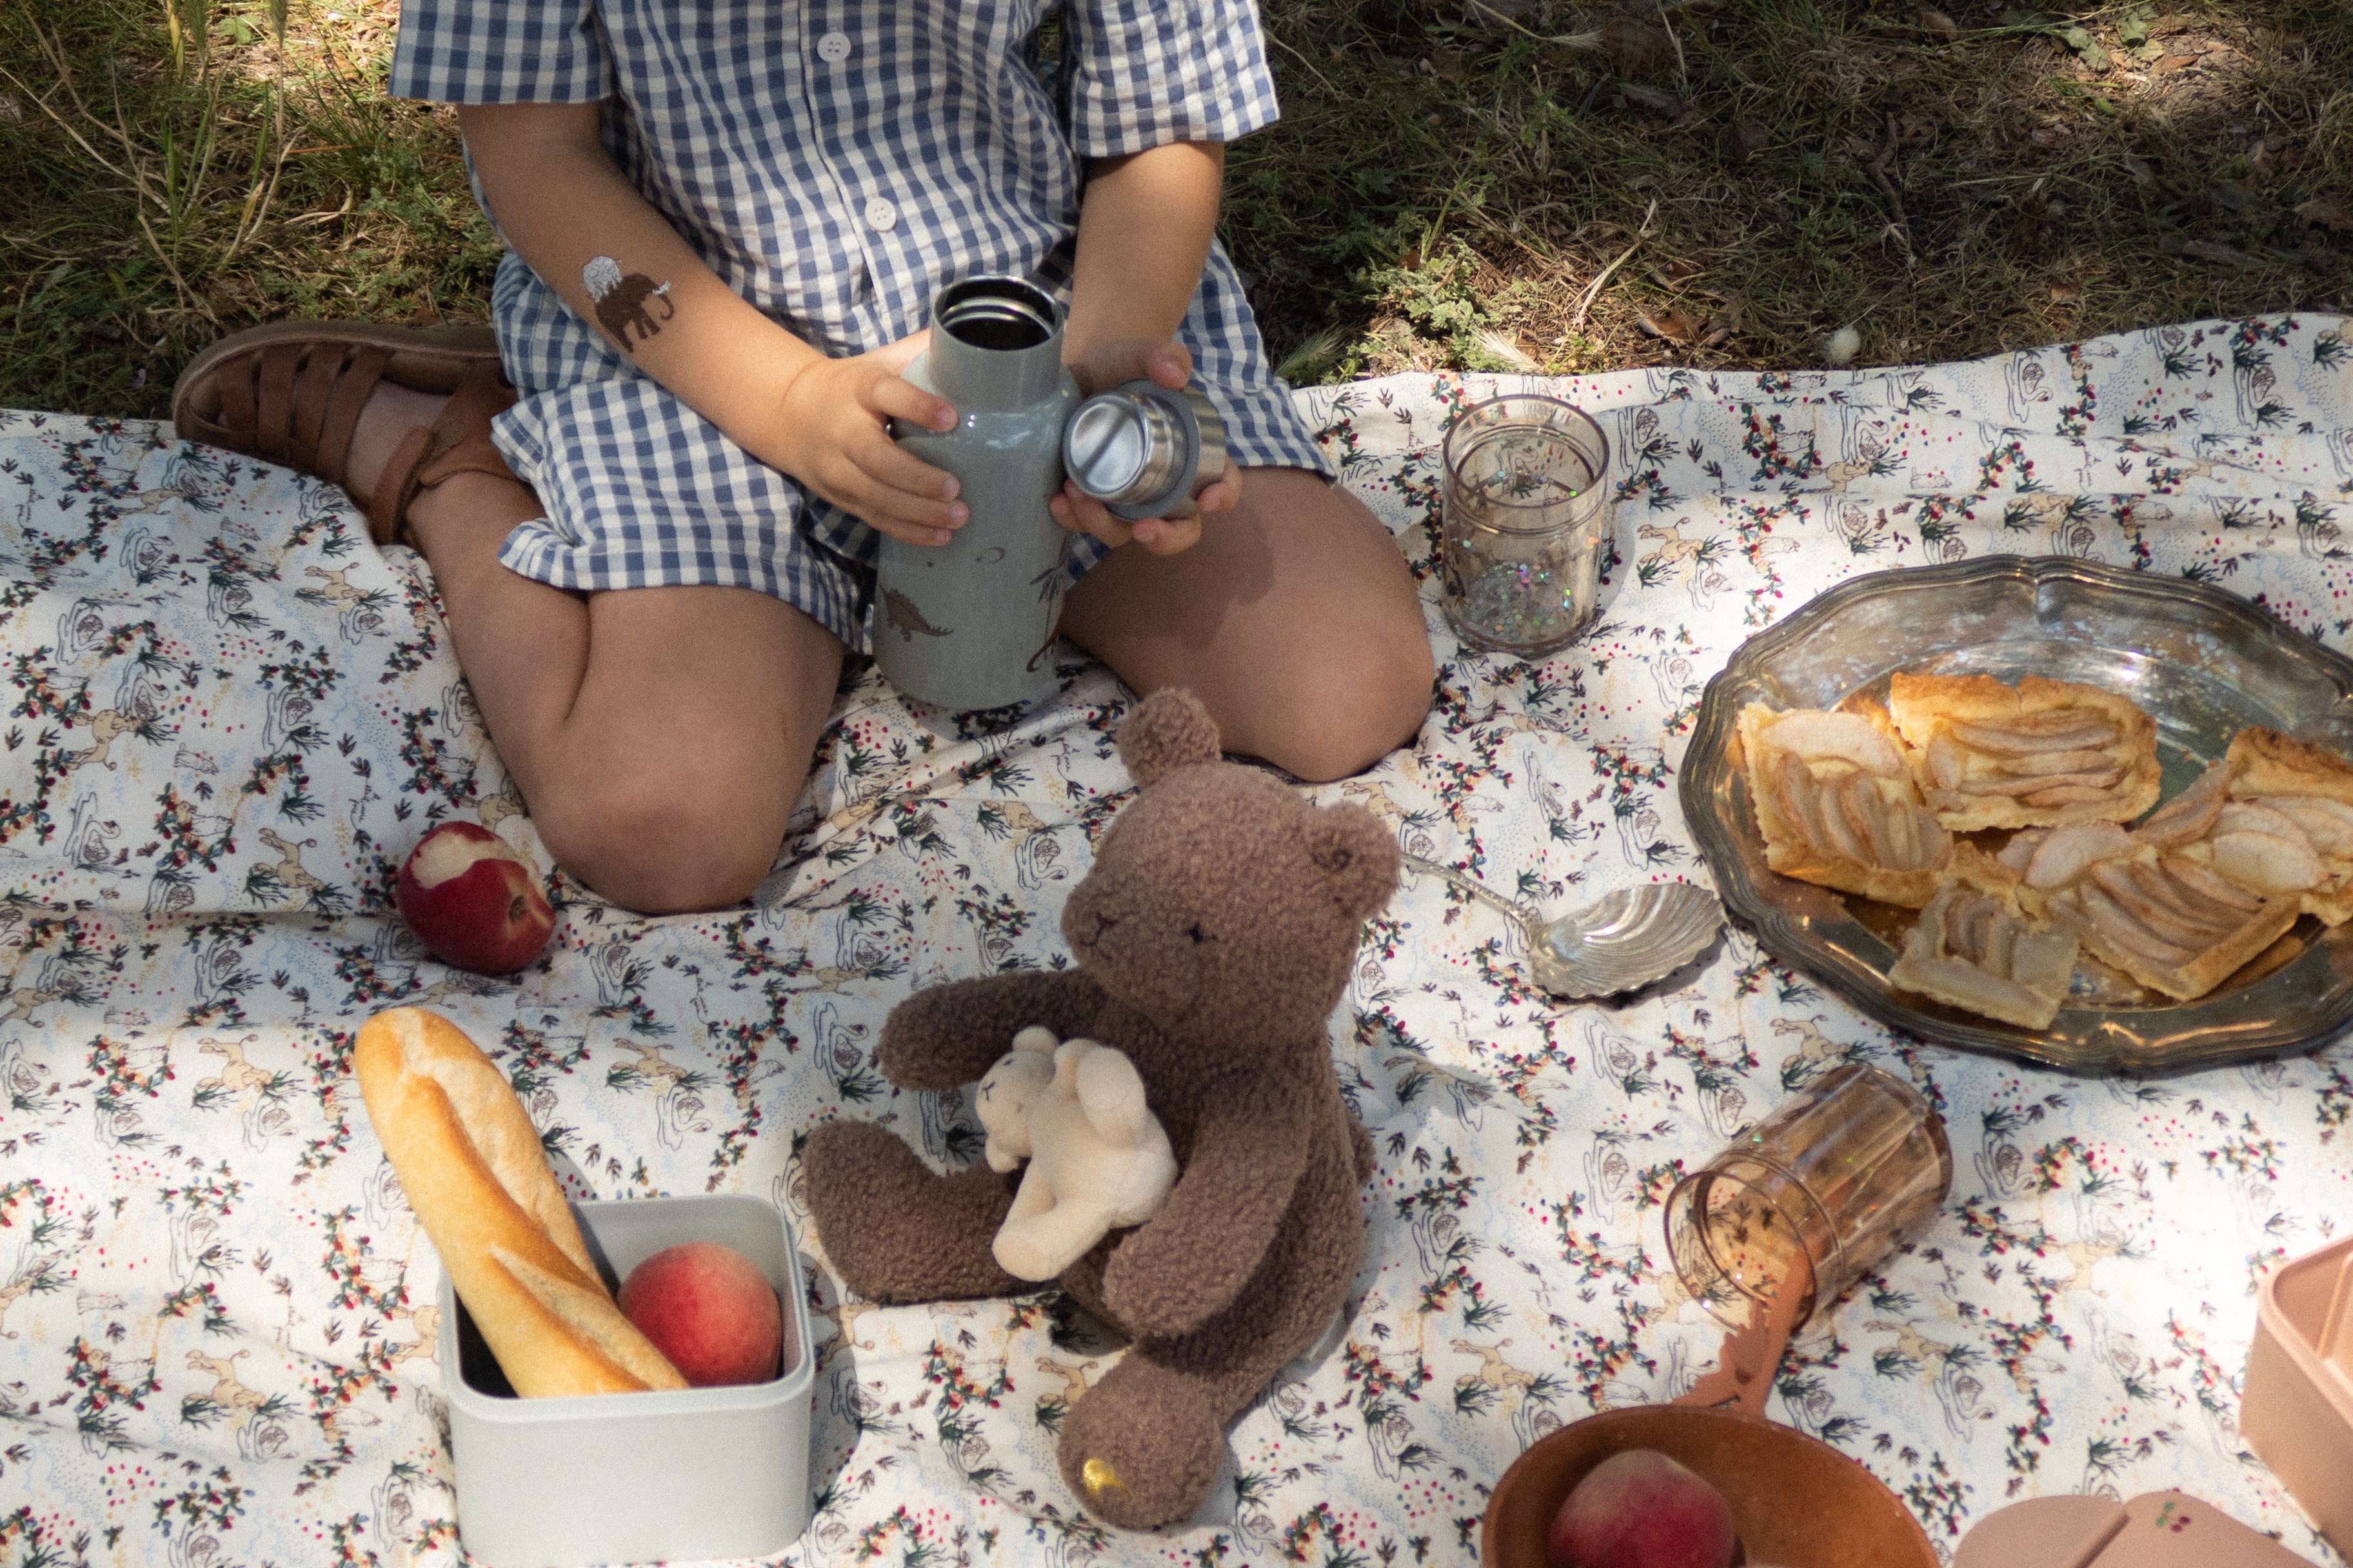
[389,0,1329,646]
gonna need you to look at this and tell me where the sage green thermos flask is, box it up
[875,277,1082,712]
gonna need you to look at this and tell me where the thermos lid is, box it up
[1063,381,1226,522]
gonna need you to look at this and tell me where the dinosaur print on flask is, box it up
[882,588,951,642]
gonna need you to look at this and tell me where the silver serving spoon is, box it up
[1400,853,1725,1000]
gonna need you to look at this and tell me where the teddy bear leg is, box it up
[802,1121,1024,1304]
[995,1192,1114,1283]
[1053,1349,1226,1530]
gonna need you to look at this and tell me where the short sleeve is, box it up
[1061,0,1281,159]
[388,0,612,104]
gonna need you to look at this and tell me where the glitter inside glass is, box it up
[1438,395,1612,658]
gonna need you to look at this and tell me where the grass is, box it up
[0,0,2347,421]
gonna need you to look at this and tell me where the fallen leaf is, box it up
[2118,6,2151,45]
[2061,25,2110,70]
[2152,53,2195,74]
[1699,297,1745,348]
[1600,16,1673,79]
[1618,82,1689,119]
[2208,181,2262,214]
[1722,117,1771,162]
[1919,7,1959,38]
[1635,308,1702,345]
[2161,235,2259,268]
[2298,243,2346,274]
[2298,196,2353,234]
[2049,282,2083,304]
[1655,257,1702,284]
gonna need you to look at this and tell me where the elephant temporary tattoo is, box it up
[582,255,675,350]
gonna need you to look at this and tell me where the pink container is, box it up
[2243,1234,2353,1558]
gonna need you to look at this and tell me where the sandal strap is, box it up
[366,359,521,547]
[223,339,392,484]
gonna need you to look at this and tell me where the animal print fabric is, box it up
[5,315,2353,1567]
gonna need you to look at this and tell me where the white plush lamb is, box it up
[975,1026,1178,1281]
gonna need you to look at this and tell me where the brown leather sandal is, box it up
[170,321,526,547]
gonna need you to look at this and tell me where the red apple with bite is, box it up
[619,1241,785,1387]
[395,820,556,974]
[1549,1448,1736,1568]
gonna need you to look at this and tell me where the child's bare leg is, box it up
[346,386,844,914]
[1058,468,1433,782]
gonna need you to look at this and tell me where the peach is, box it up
[1548,1448,1736,1568]
[395,820,555,975]
[617,1242,784,1388]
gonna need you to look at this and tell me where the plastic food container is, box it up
[2243,1233,2353,1558]
[436,1193,816,1568]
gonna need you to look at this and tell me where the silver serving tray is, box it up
[1681,555,2353,1077]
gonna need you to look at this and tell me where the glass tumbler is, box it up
[1663,1063,1952,1326]
[1438,395,1612,657]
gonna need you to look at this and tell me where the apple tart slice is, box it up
[2040,844,2299,1001]
[1737,702,1951,907]
[1887,848,2079,1027]
[2216,728,2353,925]
[1887,673,2161,833]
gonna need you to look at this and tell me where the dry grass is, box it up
[1236,0,2352,377]
[0,0,2345,421]
[0,0,495,418]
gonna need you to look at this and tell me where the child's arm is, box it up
[1052,141,1244,557]
[456,102,968,547]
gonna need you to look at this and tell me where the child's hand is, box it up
[766,332,969,547]
[1051,337,1239,555]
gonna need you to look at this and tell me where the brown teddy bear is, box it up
[802,689,1397,1529]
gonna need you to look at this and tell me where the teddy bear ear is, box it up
[1303,803,1402,922]
[1116,689,1223,788]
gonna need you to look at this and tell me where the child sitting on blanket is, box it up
[170,1,1433,916]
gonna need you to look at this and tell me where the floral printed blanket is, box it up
[6,314,2353,1568]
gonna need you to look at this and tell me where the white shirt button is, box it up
[816,31,851,63]
[864,195,899,232]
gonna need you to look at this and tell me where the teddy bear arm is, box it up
[1100,1100,1312,1340]
[879,971,1106,1089]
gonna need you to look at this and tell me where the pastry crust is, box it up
[1887,848,2078,1028]
[1887,672,2162,832]
[1738,701,1949,908]
[2041,844,2299,1001]
[2224,728,2353,924]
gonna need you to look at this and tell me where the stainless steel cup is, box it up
[1063,380,1227,521]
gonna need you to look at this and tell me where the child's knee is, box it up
[535,747,791,914]
[1263,628,1435,783]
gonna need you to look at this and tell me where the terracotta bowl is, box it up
[1482,1405,1938,1568]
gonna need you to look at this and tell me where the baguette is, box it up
[354,1006,686,1398]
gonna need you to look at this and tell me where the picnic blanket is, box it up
[5,313,2353,1567]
